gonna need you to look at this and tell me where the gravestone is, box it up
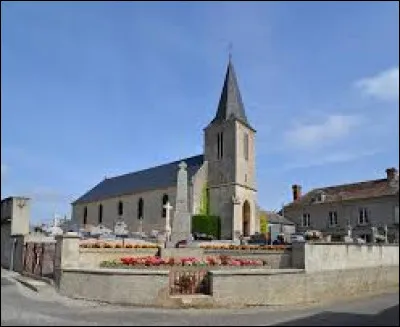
[170,161,192,245]
[114,219,129,237]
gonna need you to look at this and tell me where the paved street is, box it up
[1,275,399,326]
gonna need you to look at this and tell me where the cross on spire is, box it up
[228,42,233,61]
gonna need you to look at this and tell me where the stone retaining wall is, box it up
[204,249,291,269]
[57,265,399,308]
[78,248,159,268]
[210,265,399,307]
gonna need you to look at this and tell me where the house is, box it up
[282,168,399,243]
[261,210,296,243]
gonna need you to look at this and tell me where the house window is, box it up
[83,207,87,225]
[98,204,103,224]
[138,198,144,220]
[118,201,123,216]
[244,132,249,161]
[329,211,338,226]
[358,208,369,225]
[162,194,169,218]
[302,213,310,227]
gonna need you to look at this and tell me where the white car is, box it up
[290,234,305,243]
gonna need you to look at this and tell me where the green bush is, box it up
[192,215,221,239]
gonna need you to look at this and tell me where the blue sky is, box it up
[1,1,399,224]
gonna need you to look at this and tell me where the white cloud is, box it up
[355,67,399,102]
[283,149,381,170]
[284,115,362,150]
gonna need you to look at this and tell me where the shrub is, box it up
[192,215,221,239]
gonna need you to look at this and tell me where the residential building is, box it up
[282,168,399,243]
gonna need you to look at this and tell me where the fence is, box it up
[169,269,210,295]
[23,241,56,279]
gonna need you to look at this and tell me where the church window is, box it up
[217,132,224,159]
[83,207,87,225]
[220,132,224,158]
[162,194,169,218]
[244,132,249,161]
[98,204,103,224]
[217,133,220,159]
[138,198,144,220]
[118,201,123,216]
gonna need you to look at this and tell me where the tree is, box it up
[259,211,269,234]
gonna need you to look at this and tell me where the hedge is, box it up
[191,215,221,239]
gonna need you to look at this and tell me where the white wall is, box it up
[303,243,399,272]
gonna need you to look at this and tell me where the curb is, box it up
[13,276,40,292]
[13,275,50,293]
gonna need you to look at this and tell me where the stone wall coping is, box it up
[55,234,80,240]
[79,248,158,253]
[62,267,170,276]
[209,268,305,276]
[204,250,291,254]
[306,242,399,247]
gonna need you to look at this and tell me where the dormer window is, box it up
[314,191,326,203]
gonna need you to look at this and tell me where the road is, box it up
[1,276,399,326]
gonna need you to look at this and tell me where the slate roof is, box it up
[261,211,295,225]
[284,176,399,209]
[72,155,204,205]
[211,60,254,130]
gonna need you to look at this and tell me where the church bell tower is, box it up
[204,59,257,240]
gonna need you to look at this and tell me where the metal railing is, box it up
[169,269,210,295]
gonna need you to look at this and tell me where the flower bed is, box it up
[80,240,159,249]
[100,255,266,268]
[200,244,288,251]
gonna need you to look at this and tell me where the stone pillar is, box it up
[54,234,80,288]
[10,234,25,273]
[232,196,241,241]
[170,162,191,245]
[291,242,305,269]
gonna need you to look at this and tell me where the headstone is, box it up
[170,161,191,245]
[91,224,112,237]
[114,219,129,237]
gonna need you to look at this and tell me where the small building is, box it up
[261,210,296,243]
[282,168,399,243]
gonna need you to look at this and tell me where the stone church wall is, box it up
[72,186,177,234]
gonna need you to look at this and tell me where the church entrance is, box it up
[242,200,251,237]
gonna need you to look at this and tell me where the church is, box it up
[71,59,258,240]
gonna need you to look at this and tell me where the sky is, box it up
[1,1,399,224]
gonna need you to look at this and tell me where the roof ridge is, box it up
[308,178,388,193]
[105,154,203,181]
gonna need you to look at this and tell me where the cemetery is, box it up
[1,195,399,309]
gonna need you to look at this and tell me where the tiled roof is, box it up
[285,177,399,208]
[72,155,204,205]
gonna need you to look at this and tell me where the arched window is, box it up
[98,204,103,224]
[83,207,87,225]
[138,198,144,220]
[162,194,169,218]
[118,201,123,216]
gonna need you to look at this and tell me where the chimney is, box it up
[386,167,398,183]
[292,184,302,201]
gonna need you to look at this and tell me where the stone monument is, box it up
[170,161,192,245]
[163,202,173,242]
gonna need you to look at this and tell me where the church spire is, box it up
[212,59,250,126]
